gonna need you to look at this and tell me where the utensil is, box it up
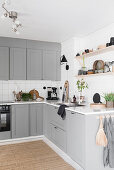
[96,116,107,147]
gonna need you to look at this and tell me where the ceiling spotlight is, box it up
[1,1,22,34]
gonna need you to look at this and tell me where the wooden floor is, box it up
[0,140,75,170]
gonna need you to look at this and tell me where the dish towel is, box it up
[103,117,109,167]
[109,117,114,168]
[103,116,114,168]
[57,105,67,120]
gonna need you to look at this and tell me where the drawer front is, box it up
[50,123,66,152]
[48,105,66,130]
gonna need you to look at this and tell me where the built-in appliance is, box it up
[46,87,59,100]
[0,105,10,132]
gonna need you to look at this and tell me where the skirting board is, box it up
[43,136,84,170]
[0,135,44,146]
[0,135,83,170]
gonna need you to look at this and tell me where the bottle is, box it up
[73,95,76,103]
[33,89,36,100]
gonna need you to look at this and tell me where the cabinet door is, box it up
[30,104,43,136]
[10,48,26,80]
[27,49,43,80]
[50,123,66,152]
[11,105,29,138]
[66,111,85,168]
[0,47,9,80]
[43,50,56,80]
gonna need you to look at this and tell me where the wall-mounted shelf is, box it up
[75,72,114,78]
[76,45,114,59]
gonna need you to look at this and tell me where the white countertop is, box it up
[0,100,114,115]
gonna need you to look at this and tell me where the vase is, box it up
[106,101,114,108]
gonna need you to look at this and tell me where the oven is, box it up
[0,105,10,132]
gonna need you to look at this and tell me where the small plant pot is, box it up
[106,101,114,108]
[80,96,85,102]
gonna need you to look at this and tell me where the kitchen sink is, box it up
[56,102,85,107]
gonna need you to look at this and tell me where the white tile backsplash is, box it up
[0,80,61,102]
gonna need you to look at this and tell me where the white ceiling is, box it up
[0,0,114,42]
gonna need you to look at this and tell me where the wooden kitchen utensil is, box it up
[96,116,107,147]
[29,89,44,101]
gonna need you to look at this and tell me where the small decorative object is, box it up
[76,53,80,56]
[78,56,87,75]
[110,37,114,45]
[87,69,94,74]
[97,44,106,50]
[73,95,76,103]
[104,62,112,73]
[85,49,89,53]
[103,93,114,108]
[21,93,32,101]
[13,91,22,101]
[112,61,114,72]
[93,60,104,71]
[76,79,88,103]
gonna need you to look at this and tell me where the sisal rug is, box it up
[0,140,75,170]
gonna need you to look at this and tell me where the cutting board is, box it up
[29,89,44,101]
[90,103,106,109]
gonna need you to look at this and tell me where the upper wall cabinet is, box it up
[0,47,9,80]
[27,49,43,80]
[43,50,57,80]
[10,48,26,80]
[27,40,61,81]
[0,37,61,81]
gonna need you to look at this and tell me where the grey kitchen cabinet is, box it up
[43,50,61,81]
[10,48,26,80]
[30,104,43,136]
[0,47,9,80]
[27,49,43,80]
[11,104,29,139]
[66,110,85,168]
[43,104,66,152]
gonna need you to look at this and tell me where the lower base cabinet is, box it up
[30,104,43,136]
[11,104,29,138]
[43,104,67,152]
[66,110,85,169]
[50,123,66,152]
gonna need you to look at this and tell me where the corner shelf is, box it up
[76,45,114,59]
[75,72,114,78]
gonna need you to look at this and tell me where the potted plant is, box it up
[76,79,88,102]
[103,93,114,108]
[21,93,32,101]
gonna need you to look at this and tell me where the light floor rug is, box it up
[0,140,75,170]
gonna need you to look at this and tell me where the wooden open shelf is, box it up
[75,72,114,78]
[76,45,114,59]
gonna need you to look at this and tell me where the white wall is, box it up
[61,23,114,103]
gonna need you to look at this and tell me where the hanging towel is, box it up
[103,117,109,167]
[57,105,67,120]
[109,117,114,168]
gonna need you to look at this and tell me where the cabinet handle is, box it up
[54,126,57,129]
[71,112,75,114]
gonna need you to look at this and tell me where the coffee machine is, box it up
[46,87,59,100]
